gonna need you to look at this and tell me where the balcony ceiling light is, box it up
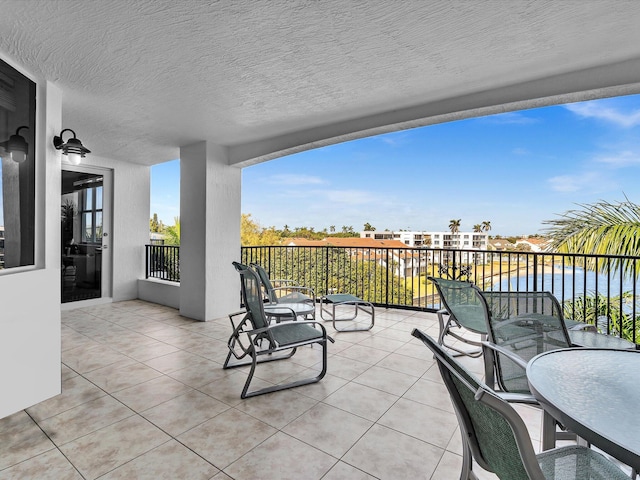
[0,126,29,163]
[53,128,91,165]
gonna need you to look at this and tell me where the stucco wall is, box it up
[0,77,62,418]
[138,278,180,309]
[79,155,150,302]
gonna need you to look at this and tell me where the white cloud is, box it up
[379,132,411,146]
[265,174,325,186]
[565,101,640,127]
[512,147,530,155]
[547,171,613,193]
[594,150,640,167]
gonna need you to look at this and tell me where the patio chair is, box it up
[250,262,316,320]
[431,285,577,449]
[250,262,315,305]
[411,329,629,480]
[224,264,334,398]
[480,290,573,395]
[427,276,488,358]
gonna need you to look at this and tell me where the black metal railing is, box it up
[142,243,640,343]
[145,244,180,282]
[241,245,640,344]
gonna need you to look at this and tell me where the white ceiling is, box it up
[3,0,640,166]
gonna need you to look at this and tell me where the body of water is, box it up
[496,266,640,304]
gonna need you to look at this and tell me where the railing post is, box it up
[145,245,149,279]
[533,254,538,291]
[385,248,390,307]
[325,247,329,296]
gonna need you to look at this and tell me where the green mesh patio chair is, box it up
[429,282,576,449]
[427,276,488,358]
[480,290,573,395]
[478,289,635,450]
[411,329,629,480]
[224,263,333,398]
[250,262,316,320]
[250,262,315,305]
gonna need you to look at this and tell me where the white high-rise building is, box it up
[361,230,488,250]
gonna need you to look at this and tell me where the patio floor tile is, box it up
[1,300,602,480]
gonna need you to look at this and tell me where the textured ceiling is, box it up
[2,0,640,166]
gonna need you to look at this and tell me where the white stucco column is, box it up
[179,141,241,321]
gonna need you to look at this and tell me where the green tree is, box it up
[256,247,413,305]
[563,291,639,342]
[165,217,180,245]
[482,221,491,232]
[449,219,461,234]
[363,222,375,231]
[543,198,640,278]
[241,214,281,246]
[150,213,165,233]
[473,224,482,232]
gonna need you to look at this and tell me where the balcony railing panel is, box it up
[241,245,640,344]
[142,244,639,344]
[145,244,180,282]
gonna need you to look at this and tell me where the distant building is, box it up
[360,230,431,248]
[515,236,551,252]
[361,230,488,250]
[487,238,515,251]
[285,237,427,278]
[149,232,165,245]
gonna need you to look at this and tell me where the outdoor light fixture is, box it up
[0,126,29,163]
[53,128,91,165]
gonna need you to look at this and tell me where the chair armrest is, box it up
[481,340,528,370]
[496,392,539,405]
[249,320,335,344]
[271,285,316,297]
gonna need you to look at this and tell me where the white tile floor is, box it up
[0,300,614,479]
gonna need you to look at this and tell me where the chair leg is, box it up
[438,310,483,358]
[460,436,480,480]
[223,343,296,370]
[240,340,330,398]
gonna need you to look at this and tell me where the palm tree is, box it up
[482,221,491,232]
[543,198,640,278]
[329,225,335,233]
[449,219,461,235]
[473,224,482,232]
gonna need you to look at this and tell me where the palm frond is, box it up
[543,199,640,278]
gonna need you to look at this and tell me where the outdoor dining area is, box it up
[222,264,640,479]
[1,267,638,479]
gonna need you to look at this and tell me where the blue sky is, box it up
[151,93,640,236]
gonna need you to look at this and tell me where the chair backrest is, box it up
[250,263,278,303]
[481,290,571,393]
[235,263,269,330]
[428,276,488,335]
[411,329,543,480]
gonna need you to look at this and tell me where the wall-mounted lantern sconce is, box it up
[0,126,29,163]
[53,128,91,165]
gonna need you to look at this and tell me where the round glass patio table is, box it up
[527,348,640,471]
